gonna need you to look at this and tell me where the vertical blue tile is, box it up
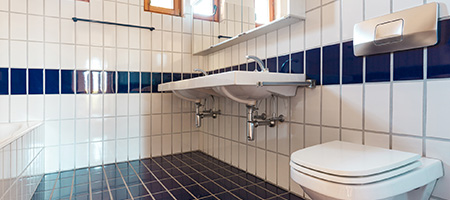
[267,57,277,72]
[103,71,116,94]
[45,69,59,94]
[306,48,321,85]
[90,71,103,94]
[342,41,363,84]
[141,72,151,93]
[366,53,390,82]
[29,69,44,94]
[322,44,340,85]
[183,73,191,80]
[428,19,450,79]
[219,68,225,73]
[239,64,247,71]
[192,73,200,78]
[291,51,304,74]
[118,72,129,93]
[213,70,219,74]
[76,70,90,94]
[11,69,26,95]
[225,67,232,72]
[0,68,8,94]
[152,73,161,93]
[278,55,290,73]
[394,48,423,81]
[61,70,74,94]
[163,73,172,83]
[232,65,239,71]
[248,62,256,71]
[173,73,182,81]
[130,72,140,93]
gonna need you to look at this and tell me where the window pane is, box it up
[151,0,174,9]
[255,0,270,24]
[193,0,215,16]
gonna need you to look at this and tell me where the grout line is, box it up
[127,161,156,200]
[49,172,61,200]
[140,158,186,199]
[102,165,115,200]
[69,170,75,200]
[89,168,93,200]
[115,163,135,200]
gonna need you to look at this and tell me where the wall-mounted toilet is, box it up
[290,141,443,200]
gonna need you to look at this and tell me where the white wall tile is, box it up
[342,84,363,129]
[28,95,44,121]
[342,129,362,144]
[28,16,44,42]
[10,95,27,122]
[10,14,27,40]
[322,85,340,127]
[365,0,391,19]
[393,82,423,136]
[290,21,304,52]
[393,0,423,12]
[365,83,390,132]
[364,132,389,149]
[392,135,422,155]
[305,87,320,124]
[427,80,450,139]
[305,125,320,147]
[342,0,363,40]
[321,1,340,45]
[322,127,339,143]
[305,9,321,49]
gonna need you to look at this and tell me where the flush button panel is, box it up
[354,3,438,56]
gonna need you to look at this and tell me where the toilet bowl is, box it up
[290,141,444,200]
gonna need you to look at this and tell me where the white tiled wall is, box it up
[0,0,199,174]
[197,1,450,199]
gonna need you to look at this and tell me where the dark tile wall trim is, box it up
[0,68,8,94]
[428,19,450,79]
[322,44,340,85]
[306,48,321,85]
[394,48,423,81]
[342,41,363,84]
[366,53,391,82]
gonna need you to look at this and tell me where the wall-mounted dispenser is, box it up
[353,3,438,56]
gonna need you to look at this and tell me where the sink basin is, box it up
[158,71,309,105]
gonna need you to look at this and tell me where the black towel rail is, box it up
[72,17,155,31]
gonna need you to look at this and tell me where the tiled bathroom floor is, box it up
[31,151,304,200]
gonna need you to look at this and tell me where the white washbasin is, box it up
[158,71,308,105]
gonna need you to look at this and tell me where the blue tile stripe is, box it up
[4,19,450,95]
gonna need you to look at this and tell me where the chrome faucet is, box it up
[246,55,268,72]
[194,68,208,76]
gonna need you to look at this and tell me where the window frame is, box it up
[255,0,275,27]
[144,0,182,16]
[193,0,220,22]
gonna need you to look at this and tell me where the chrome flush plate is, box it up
[353,2,438,56]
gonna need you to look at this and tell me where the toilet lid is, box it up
[291,141,421,177]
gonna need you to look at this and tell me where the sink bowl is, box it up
[158,71,309,105]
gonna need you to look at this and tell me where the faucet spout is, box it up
[246,55,268,72]
[194,68,208,76]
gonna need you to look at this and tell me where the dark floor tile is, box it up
[214,178,240,190]
[42,173,58,182]
[105,170,122,179]
[107,178,126,189]
[187,173,210,183]
[32,190,52,200]
[54,178,73,189]
[120,167,138,176]
[151,191,175,199]
[165,168,184,177]
[170,188,195,200]
[240,173,265,184]
[201,171,222,180]
[123,175,142,185]
[228,175,253,187]
[35,181,56,192]
[103,164,118,172]
[132,195,154,200]
[90,172,106,181]
[186,184,211,198]
[60,171,74,179]
[91,181,109,192]
[200,181,225,194]
[213,168,234,177]
[110,187,132,200]
[92,191,112,200]
[72,194,90,200]
[230,189,261,200]
[152,170,171,179]
[280,193,305,200]
[199,195,218,200]
[145,181,166,193]
[215,192,240,200]
[257,182,288,195]
[174,175,196,186]
[160,178,182,190]
[75,168,90,176]
[128,184,150,197]
[72,183,90,196]
[179,165,199,174]
[245,184,276,199]
[52,186,72,199]
[139,172,157,182]
[74,175,89,185]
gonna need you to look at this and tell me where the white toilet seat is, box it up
[290,160,421,184]
[290,158,443,200]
